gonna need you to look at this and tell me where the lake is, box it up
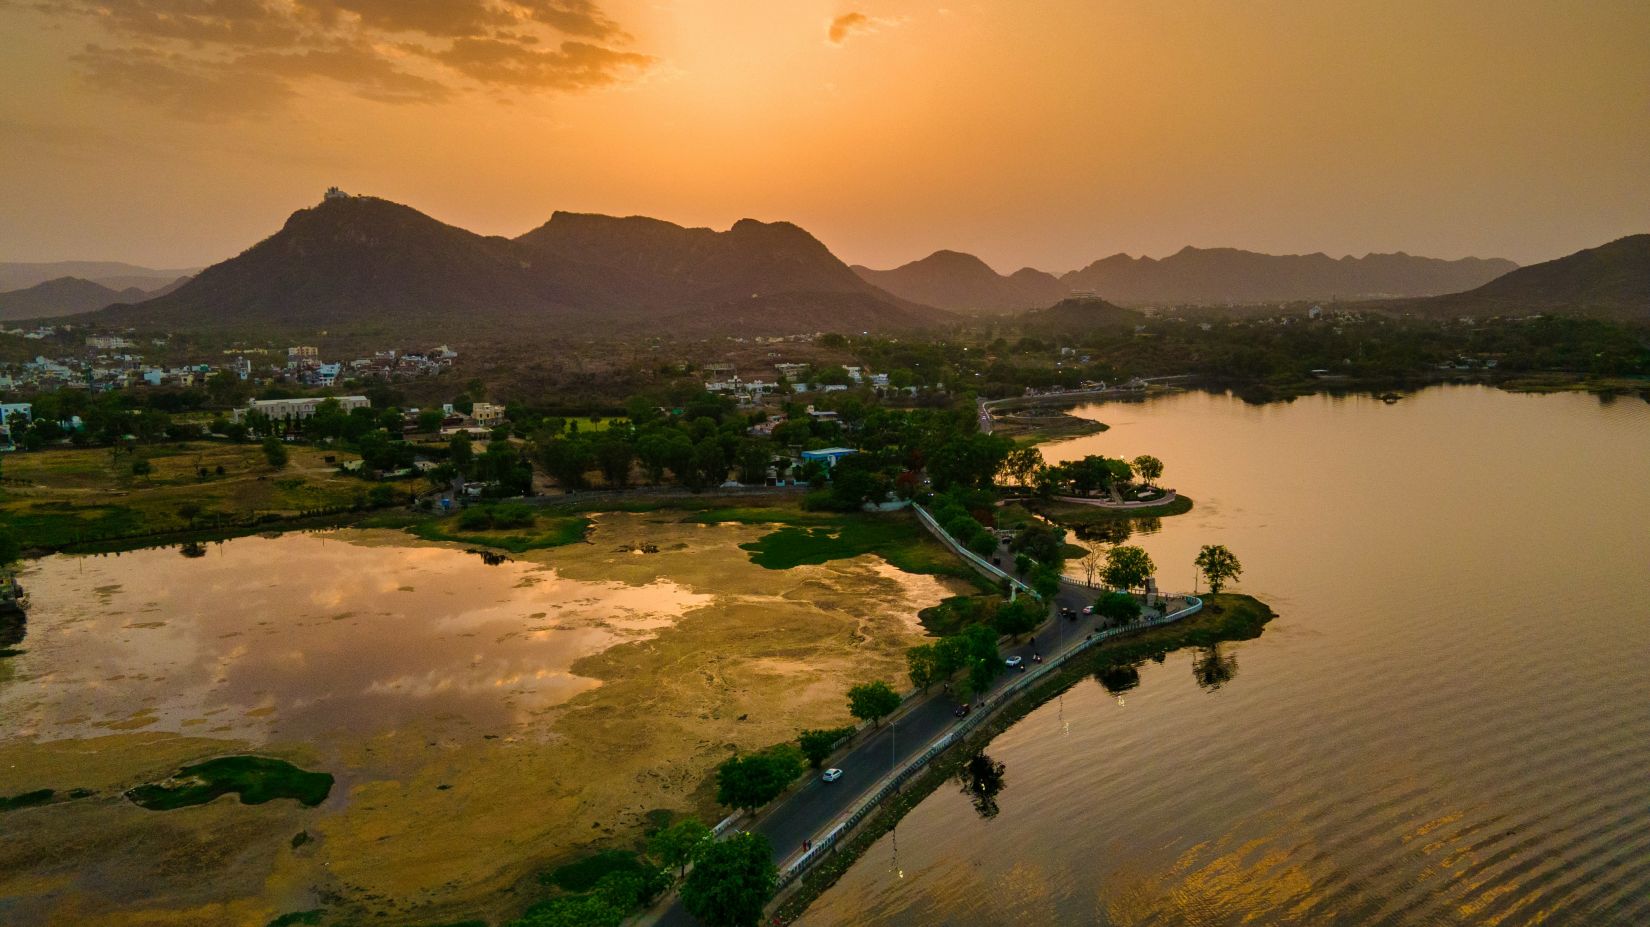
[800,386,1650,927]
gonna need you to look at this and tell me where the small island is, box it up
[125,756,334,811]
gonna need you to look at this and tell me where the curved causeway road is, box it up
[653,580,1149,927]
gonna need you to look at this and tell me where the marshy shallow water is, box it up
[0,513,959,926]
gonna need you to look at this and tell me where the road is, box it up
[654,574,1136,926]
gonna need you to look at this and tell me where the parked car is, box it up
[822,768,843,783]
[1081,605,1094,615]
[1005,655,1023,668]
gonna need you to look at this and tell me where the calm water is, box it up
[802,386,1650,927]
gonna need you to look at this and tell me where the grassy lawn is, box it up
[407,512,592,553]
[124,755,334,811]
[0,442,365,549]
[735,512,978,581]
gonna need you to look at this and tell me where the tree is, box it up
[177,502,203,525]
[417,408,445,433]
[797,726,854,769]
[594,432,636,488]
[992,594,1043,638]
[1132,454,1164,487]
[130,458,152,477]
[680,831,777,927]
[715,747,803,811]
[906,644,940,691]
[648,818,712,878]
[1080,548,1104,586]
[261,436,288,469]
[1029,565,1062,601]
[963,656,998,701]
[1095,590,1141,625]
[846,680,900,727]
[999,446,1043,488]
[449,433,474,473]
[0,525,19,566]
[1194,544,1242,593]
[1101,545,1155,593]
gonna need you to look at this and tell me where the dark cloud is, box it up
[828,11,868,44]
[435,37,651,90]
[39,0,648,115]
[74,44,293,117]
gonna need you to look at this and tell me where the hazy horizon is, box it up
[2,1,1646,271]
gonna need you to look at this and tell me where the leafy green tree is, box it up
[417,408,445,432]
[846,680,901,727]
[449,433,474,472]
[999,446,1043,487]
[1095,591,1141,624]
[594,431,635,488]
[1101,545,1155,593]
[648,818,712,878]
[1132,455,1164,486]
[130,458,151,477]
[0,525,20,566]
[1194,544,1243,593]
[797,726,854,769]
[715,746,803,811]
[536,435,594,490]
[963,656,998,700]
[933,635,968,679]
[1029,565,1063,601]
[991,595,1044,639]
[261,436,288,469]
[906,644,940,691]
[680,831,777,927]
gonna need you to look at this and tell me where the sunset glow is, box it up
[2,1,1647,270]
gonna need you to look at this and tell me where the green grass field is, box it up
[1,442,366,549]
[407,512,592,552]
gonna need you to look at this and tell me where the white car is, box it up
[1005,655,1023,668]
[821,768,843,783]
[1082,605,1094,615]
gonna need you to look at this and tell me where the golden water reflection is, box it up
[3,531,709,742]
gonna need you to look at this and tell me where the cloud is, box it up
[828,11,869,44]
[36,0,650,115]
[433,37,652,90]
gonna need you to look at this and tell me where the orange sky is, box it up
[1,0,1646,272]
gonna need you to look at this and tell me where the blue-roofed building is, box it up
[801,447,857,468]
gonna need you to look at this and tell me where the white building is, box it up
[237,395,370,422]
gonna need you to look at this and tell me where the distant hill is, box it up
[0,261,199,293]
[0,276,156,320]
[91,196,950,339]
[1061,246,1518,306]
[1391,234,1650,320]
[852,250,1067,313]
[853,245,1517,311]
[1018,296,1146,334]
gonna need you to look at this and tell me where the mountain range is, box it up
[0,275,188,321]
[16,193,1645,338]
[0,261,198,294]
[855,247,1519,312]
[89,196,950,339]
[1390,234,1648,320]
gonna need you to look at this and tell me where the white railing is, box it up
[912,504,1032,597]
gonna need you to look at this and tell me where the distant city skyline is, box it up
[1,1,1646,271]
